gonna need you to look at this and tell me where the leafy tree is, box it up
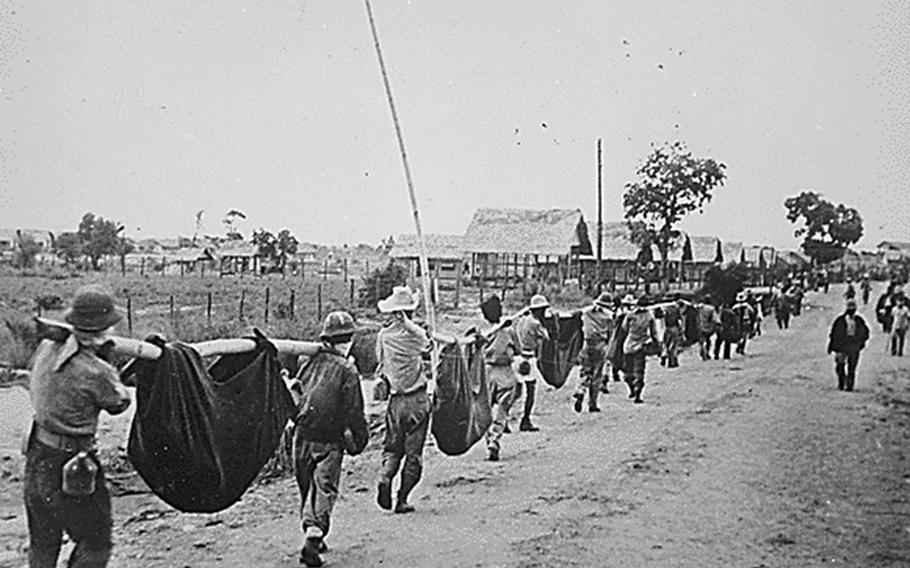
[784,191,863,265]
[223,209,246,240]
[15,234,42,269]
[624,141,726,291]
[77,213,123,270]
[275,229,299,274]
[54,232,83,266]
[252,228,277,272]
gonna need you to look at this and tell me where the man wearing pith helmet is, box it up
[512,293,551,431]
[374,286,432,514]
[25,285,131,568]
[572,291,614,413]
[292,310,368,567]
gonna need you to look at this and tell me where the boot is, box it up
[377,480,392,511]
[572,392,584,413]
[394,491,415,514]
[300,537,324,567]
[519,418,539,432]
[487,447,500,462]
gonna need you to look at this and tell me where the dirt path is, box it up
[1,284,908,567]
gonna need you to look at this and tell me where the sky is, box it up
[1,0,909,249]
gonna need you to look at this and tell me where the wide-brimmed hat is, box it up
[529,294,550,310]
[736,292,747,302]
[621,294,638,306]
[594,292,613,308]
[64,285,123,332]
[320,311,358,339]
[378,286,419,313]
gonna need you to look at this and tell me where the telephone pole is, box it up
[596,138,603,293]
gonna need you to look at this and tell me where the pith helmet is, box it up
[621,294,638,306]
[320,311,357,339]
[378,286,419,313]
[529,294,550,310]
[594,292,613,308]
[64,285,123,332]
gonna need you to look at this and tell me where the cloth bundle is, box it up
[537,312,583,388]
[123,332,294,513]
[431,341,492,456]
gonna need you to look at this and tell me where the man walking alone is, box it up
[827,298,870,392]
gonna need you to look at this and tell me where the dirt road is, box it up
[1,284,908,567]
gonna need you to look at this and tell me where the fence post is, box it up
[206,292,212,326]
[140,257,145,277]
[169,294,175,321]
[317,284,323,321]
[127,296,133,336]
[239,289,245,319]
[343,258,348,283]
[349,279,355,306]
[290,289,296,320]
[264,287,270,324]
[323,259,328,281]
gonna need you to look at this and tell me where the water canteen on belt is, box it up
[122,330,294,513]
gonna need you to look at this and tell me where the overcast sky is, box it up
[2,1,908,249]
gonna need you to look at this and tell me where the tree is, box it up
[223,209,246,241]
[784,191,863,266]
[275,229,299,274]
[251,228,277,272]
[623,141,726,291]
[77,213,123,271]
[54,232,83,266]
[192,209,205,245]
[15,233,42,269]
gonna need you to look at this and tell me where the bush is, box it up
[358,261,407,309]
[1,316,40,369]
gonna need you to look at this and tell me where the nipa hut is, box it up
[462,208,591,287]
[389,234,466,283]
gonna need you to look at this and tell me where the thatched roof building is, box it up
[463,208,591,257]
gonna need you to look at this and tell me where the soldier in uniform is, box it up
[572,292,614,413]
[25,285,131,568]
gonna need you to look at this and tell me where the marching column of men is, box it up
[24,276,889,567]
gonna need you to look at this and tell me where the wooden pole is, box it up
[454,258,462,309]
[596,138,603,293]
[343,258,349,282]
[350,278,355,306]
[206,292,212,326]
[317,283,323,321]
[290,289,296,320]
[239,289,245,319]
[126,296,133,336]
[323,258,328,281]
[264,287,270,324]
[169,294,175,321]
[364,0,439,384]
[140,256,145,277]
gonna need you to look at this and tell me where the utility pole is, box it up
[596,138,603,294]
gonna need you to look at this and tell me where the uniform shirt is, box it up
[29,336,131,437]
[662,304,682,329]
[697,304,719,333]
[895,305,910,331]
[581,306,614,344]
[514,314,549,356]
[484,326,517,367]
[622,308,658,354]
[376,319,431,395]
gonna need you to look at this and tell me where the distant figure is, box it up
[890,298,910,357]
[860,275,872,305]
[773,289,791,330]
[292,311,368,567]
[573,292,614,413]
[819,269,830,294]
[697,296,720,361]
[714,302,737,360]
[375,287,432,514]
[512,294,551,432]
[844,279,856,301]
[790,285,804,317]
[876,283,898,334]
[732,293,756,355]
[620,295,659,404]
[660,299,685,368]
[605,297,629,384]
[480,295,518,462]
[827,298,870,392]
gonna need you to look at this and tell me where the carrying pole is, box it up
[364,0,439,385]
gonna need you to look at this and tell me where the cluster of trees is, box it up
[54,213,133,271]
[621,141,864,293]
[251,228,299,274]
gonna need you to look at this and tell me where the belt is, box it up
[34,424,95,453]
[390,384,427,398]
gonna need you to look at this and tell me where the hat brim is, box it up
[64,308,123,332]
[377,299,419,313]
[320,326,360,339]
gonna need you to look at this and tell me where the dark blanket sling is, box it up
[123,334,294,513]
[431,341,492,456]
[537,312,583,389]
